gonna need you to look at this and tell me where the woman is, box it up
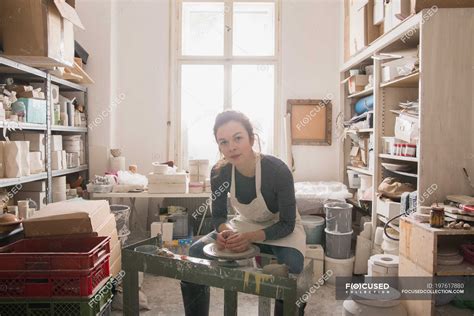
[181,110,306,316]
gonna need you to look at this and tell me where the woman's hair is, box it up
[212,110,259,176]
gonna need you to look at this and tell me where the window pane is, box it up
[233,3,275,56]
[182,2,224,56]
[181,65,224,168]
[232,65,275,154]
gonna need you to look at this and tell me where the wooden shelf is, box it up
[379,154,418,162]
[347,166,374,176]
[402,216,474,236]
[436,261,474,276]
[348,87,373,98]
[380,72,419,88]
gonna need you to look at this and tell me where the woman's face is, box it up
[215,120,254,166]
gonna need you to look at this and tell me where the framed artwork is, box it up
[287,99,332,145]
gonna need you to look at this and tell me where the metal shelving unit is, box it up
[0,56,90,202]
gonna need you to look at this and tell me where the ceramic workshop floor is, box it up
[111,273,343,315]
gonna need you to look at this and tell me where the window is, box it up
[172,0,280,169]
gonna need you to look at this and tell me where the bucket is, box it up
[325,202,353,233]
[301,215,325,244]
[110,205,131,245]
[325,255,354,286]
[347,170,361,189]
[325,228,353,259]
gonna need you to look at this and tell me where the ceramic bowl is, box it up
[110,149,122,157]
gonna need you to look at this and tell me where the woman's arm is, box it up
[262,163,296,240]
[210,167,230,232]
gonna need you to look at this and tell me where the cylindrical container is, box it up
[325,228,353,259]
[430,206,445,228]
[346,170,360,189]
[404,144,416,157]
[52,176,67,192]
[382,228,399,255]
[17,201,29,219]
[110,205,131,240]
[109,157,126,172]
[152,162,169,174]
[325,202,353,233]
[301,215,325,244]
[325,255,355,286]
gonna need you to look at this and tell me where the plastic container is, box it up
[347,170,361,189]
[325,202,353,233]
[0,236,110,271]
[301,215,325,244]
[87,183,113,193]
[0,256,110,298]
[325,228,353,259]
[325,255,355,286]
[110,205,131,240]
[0,278,113,316]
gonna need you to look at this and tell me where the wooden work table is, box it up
[122,237,300,316]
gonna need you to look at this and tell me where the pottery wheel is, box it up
[203,243,260,261]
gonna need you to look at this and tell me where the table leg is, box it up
[283,292,297,316]
[128,197,139,231]
[224,290,238,316]
[258,296,271,316]
[123,263,139,316]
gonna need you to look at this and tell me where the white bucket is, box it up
[325,228,353,259]
[347,170,361,189]
[301,215,325,244]
[325,255,354,286]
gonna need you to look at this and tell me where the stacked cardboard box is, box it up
[0,0,84,67]
[14,180,47,210]
[23,199,122,277]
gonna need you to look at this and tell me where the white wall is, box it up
[280,0,343,182]
[76,0,344,228]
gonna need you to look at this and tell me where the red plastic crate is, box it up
[0,256,110,298]
[0,236,110,270]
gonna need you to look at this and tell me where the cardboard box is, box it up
[384,0,411,33]
[15,191,47,210]
[394,114,419,143]
[51,150,62,170]
[343,74,369,94]
[1,0,84,67]
[374,0,384,25]
[17,98,47,124]
[23,200,112,238]
[410,0,474,13]
[11,132,45,153]
[22,180,47,192]
[349,0,381,56]
[52,135,63,151]
[17,90,45,100]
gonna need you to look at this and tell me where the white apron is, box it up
[228,154,306,257]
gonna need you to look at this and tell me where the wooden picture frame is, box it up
[287,99,332,146]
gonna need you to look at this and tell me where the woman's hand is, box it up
[216,229,235,250]
[225,232,253,252]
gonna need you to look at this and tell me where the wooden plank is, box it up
[418,8,474,206]
[399,218,435,273]
[398,255,434,316]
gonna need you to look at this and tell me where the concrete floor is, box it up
[111,234,473,315]
[110,274,473,315]
[112,273,343,315]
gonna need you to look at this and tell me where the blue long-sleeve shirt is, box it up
[210,154,297,240]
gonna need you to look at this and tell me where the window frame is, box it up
[169,0,282,168]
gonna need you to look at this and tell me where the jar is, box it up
[430,206,445,228]
[404,144,416,157]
